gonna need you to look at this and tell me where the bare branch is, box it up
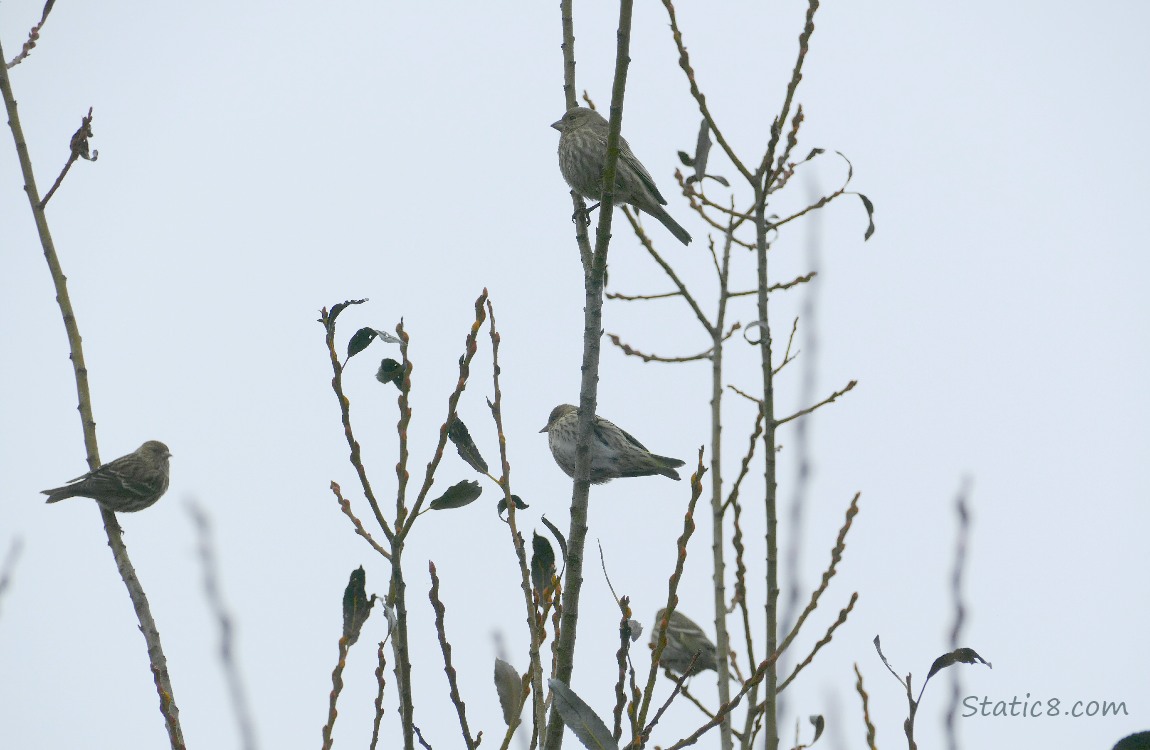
[775,380,857,426]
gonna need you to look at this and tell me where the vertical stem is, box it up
[712,230,734,750]
[754,185,780,750]
[1,36,184,750]
[390,544,415,750]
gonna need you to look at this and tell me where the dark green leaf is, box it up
[494,658,522,727]
[347,327,378,359]
[531,532,556,601]
[429,480,482,510]
[804,147,826,162]
[548,679,619,750]
[376,358,403,390]
[448,417,489,473]
[677,150,694,168]
[705,173,730,187]
[342,566,374,645]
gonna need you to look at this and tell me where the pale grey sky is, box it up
[2,1,1147,749]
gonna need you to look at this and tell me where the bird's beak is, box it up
[539,424,549,433]
[550,119,563,131]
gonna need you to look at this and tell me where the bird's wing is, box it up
[619,136,668,206]
[598,417,652,452]
[77,457,157,500]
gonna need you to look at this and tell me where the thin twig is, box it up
[854,665,878,750]
[606,330,737,364]
[777,592,857,691]
[637,450,706,728]
[331,482,391,560]
[0,537,23,621]
[40,107,97,207]
[188,503,258,750]
[776,493,860,656]
[321,637,352,750]
[775,380,856,426]
[429,561,480,750]
[487,299,546,742]
[370,641,389,750]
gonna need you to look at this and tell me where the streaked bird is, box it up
[552,106,692,245]
[651,608,719,677]
[540,404,684,483]
[41,440,172,513]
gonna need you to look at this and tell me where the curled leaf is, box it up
[325,298,368,331]
[497,495,529,517]
[429,480,482,510]
[809,714,825,744]
[858,193,876,240]
[376,358,403,390]
[541,515,568,564]
[926,647,992,680]
[448,418,489,473]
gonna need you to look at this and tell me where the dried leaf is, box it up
[858,193,876,240]
[342,566,374,645]
[809,714,825,743]
[549,678,619,750]
[325,298,368,331]
[925,647,992,680]
[541,515,568,564]
[448,418,489,473]
[693,118,712,183]
[494,658,522,726]
[497,495,529,517]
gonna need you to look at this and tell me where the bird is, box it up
[41,440,172,513]
[651,608,719,677]
[540,404,685,483]
[552,106,692,245]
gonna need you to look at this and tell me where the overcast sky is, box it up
[2,1,1148,749]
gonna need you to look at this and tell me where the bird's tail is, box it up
[41,486,76,504]
[655,455,687,481]
[648,205,692,245]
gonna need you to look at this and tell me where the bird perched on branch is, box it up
[41,440,172,513]
[652,608,719,677]
[552,106,692,246]
[540,404,685,483]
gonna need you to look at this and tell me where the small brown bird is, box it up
[552,106,692,246]
[540,404,685,483]
[651,608,719,677]
[41,440,172,513]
